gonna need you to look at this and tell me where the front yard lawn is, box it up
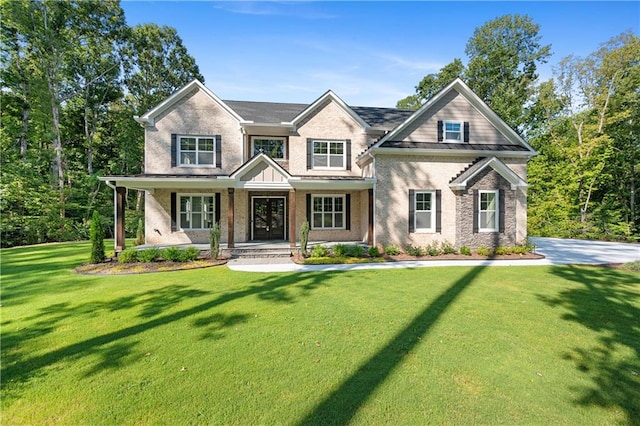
[1,242,638,425]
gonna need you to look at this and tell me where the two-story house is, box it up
[100,78,536,252]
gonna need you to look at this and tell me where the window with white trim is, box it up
[444,121,462,142]
[252,137,285,159]
[179,136,214,166]
[415,191,435,232]
[179,195,215,229]
[313,140,345,169]
[312,195,344,229]
[479,190,498,231]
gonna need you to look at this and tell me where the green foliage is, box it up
[118,248,139,263]
[138,248,160,263]
[476,246,493,257]
[397,59,465,109]
[299,220,310,256]
[494,247,513,256]
[368,246,381,258]
[426,241,441,256]
[179,247,200,262]
[405,244,424,256]
[89,211,106,264]
[135,218,144,246]
[210,222,221,259]
[622,260,640,272]
[310,245,328,258]
[460,246,472,256]
[161,246,182,262]
[384,244,401,255]
[332,244,348,257]
[441,240,458,255]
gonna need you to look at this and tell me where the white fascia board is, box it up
[448,157,527,191]
[99,176,232,190]
[286,90,369,131]
[235,182,293,190]
[229,153,292,180]
[370,147,535,159]
[138,80,244,125]
[291,178,375,190]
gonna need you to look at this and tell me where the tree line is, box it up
[1,0,203,247]
[398,15,639,242]
[1,6,638,248]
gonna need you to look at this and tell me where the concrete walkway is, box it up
[226,237,640,273]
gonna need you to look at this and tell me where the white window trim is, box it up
[178,135,216,167]
[311,194,346,230]
[414,190,436,233]
[312,140,346,170]
[251,136,287,160]
[178,193,215,230]
[443,121,463,143]
[478,190,499,232]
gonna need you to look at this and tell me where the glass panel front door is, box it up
[252,197,285,240]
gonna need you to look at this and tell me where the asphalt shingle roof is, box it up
[379,141,530,151]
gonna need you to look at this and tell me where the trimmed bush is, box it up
[405,244,424,256]
[346,245,364,257]
[476,246,492,257]
[89,210,106,264]
[118,248,139,263]
[179,247,200,262]
[162,246,182,262]
[368,246,381,257]
[426,241,441,256]
[441,240,458,255]
[138,248,160,263]
[460,246,472,256]
[384,244,401,255]
[311,245,328,258]
[332,244,348,257]
[494,246,513,256]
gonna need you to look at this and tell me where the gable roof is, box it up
[134,79,244,127]
[285,90,369,130]
[449,156,527,190]
[366,78,536,154]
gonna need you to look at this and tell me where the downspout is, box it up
[369,152,377,247]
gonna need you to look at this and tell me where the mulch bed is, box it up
[291,252,545,265]
[76,256,229,275]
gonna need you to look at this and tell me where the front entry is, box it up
[252,196,286,240]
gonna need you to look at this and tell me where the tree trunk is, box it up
[20,103,30,158]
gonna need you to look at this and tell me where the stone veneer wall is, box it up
[455,168,517,248]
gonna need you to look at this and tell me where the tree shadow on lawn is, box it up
[1,270,338,394]
[541,265,640,425]
[298,265,486,425]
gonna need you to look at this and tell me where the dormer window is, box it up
[445,121,462,142]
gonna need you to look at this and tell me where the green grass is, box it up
[1,242,639,425]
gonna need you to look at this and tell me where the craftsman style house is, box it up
[101,78,536,252]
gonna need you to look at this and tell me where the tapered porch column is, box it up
[368,188,374,246]
[289,188,296,248]
[115,186,126,252]
[227,188,235,248]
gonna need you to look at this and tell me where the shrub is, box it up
[476,246,492,257]
[118,248,139,263]
[494,246,513,256]
[299,220,310,256]
[135,218,144,246]
[368,246,381,257]
[441,240,457,255]
[162,246,182,262]
[89,210,106,264]
[384,244,401,255]
[333,244,348,257]
[311,245,328,258]
[405,244,424,256]
[138,248,160,263]
[210,222,221,259]
[346,245,365,257]
[512,245,528,255]
[460,246,472,256]
[179,247,200,262]
[622,260,640,272]
[426,241,441,256]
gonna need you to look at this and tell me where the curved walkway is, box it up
[227,237,640,273]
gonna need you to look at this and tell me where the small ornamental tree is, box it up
[210,222,221,259]
[89,210,106,264]
[135,218,144,245]
[299,220,310,256]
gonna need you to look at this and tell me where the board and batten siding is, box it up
[395,90,513,145]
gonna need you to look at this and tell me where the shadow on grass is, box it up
[1,270,338,389]
[542,265,640,425]
[298,266,486,425]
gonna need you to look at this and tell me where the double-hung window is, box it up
[252,137,285,159]
[313,140,345,169]
[415,191,436,232]
[312,195,344,229]
[180,136,214,166]
[479,190,498,232]
[179,195,215,229]
[444,121,462,142]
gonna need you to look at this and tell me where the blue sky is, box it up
[121,1,639,107]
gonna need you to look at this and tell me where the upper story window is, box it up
[444,121,462,142]
[479,190,499,232]
[180,136,214,166]
[313,140,345,169]
[252,137,286,159]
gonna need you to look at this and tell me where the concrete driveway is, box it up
[227,237,640,272]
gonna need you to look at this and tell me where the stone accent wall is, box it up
[455,168,517,248]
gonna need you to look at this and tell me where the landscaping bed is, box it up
[76,256,229,275]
